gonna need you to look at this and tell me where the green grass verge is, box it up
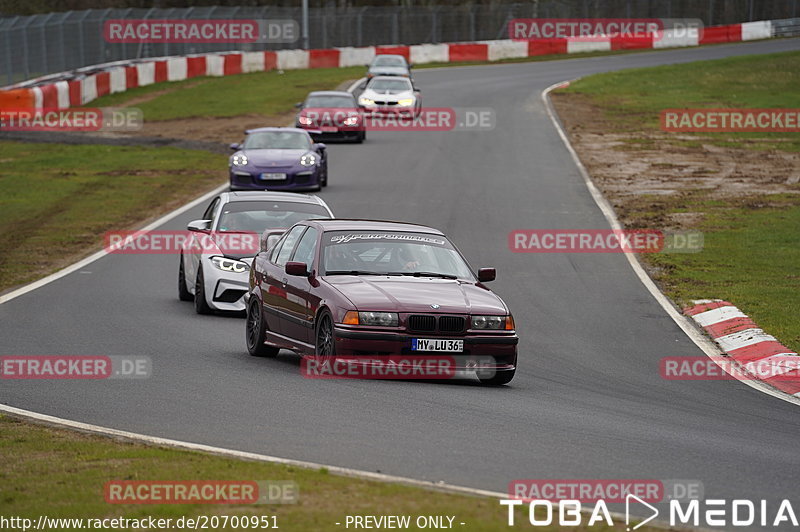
[0,141,226,292]
[561,50,800,152]
[91,66,365,121]
[1,415,653,531]
[627,193,800,352]
[558,51,800,352]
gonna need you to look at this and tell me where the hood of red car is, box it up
[324,276,507,315]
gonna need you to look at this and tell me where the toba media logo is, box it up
[501,479,798,528]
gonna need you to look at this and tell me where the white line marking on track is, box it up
[0,403,645,526]
[541,80,800,408]
[0,183,229,305]
[347,77,366,94]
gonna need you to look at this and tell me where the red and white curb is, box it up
[685,299,800,396]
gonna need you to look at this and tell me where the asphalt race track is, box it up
[3,39,800,521]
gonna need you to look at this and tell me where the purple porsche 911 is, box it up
[229,127,328,192]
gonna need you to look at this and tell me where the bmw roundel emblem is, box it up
[430,304,440,309]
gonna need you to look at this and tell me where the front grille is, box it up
[407,315,466,334]
[408,315,436,332]
[439,316,466,333]
[374,101,397,106]
[294,174,311,185]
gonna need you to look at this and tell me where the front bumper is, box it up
[332,326,518,372]
[301,126,362,142]
[201,257,250,311]
[229,167,322,191]
[361,105,416,117]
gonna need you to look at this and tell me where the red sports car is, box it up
[245,220,518,385]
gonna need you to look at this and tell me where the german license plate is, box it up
[260,173,286,181]
[411,338,463,352]
[320,126,337,132]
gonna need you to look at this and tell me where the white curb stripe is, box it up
[716,329,777,352]
[693,306,747,327]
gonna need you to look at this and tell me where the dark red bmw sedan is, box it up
[246,220,518,385]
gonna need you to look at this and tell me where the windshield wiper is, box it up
[324,270,386,276]
[385,271,458,279]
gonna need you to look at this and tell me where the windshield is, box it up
[373,56,406,67]
[305,95,357,108]
[243,131,311,150]
[367,78,412,92]
[217,201,329,233]
[321,231,474,280]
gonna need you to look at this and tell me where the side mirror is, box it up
[187,219,212,233]
[260,229,286,252]
[229,143,241,151]
[315,142,327,151]
[408,62,413,68]
[285,261,309,277]
[477,268,496,283]
[294,102,303,109]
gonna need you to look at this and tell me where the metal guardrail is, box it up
[1,1,798,85]
[772,17,800,37]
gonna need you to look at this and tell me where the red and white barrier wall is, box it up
[0,20,775,111]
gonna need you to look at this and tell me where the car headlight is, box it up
[397,98,414,107]
[342,311,399,327]
[359,312,399,327]
[471,315,512,330]
[231,153,248,166]
[299,153,318,167]
[359,97,374,106]
[210,256,249,273]
[343,116,359,126]
[298,116,312,125]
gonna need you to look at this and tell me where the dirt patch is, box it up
[126,111,296,143]
[119,79,209,108]
[551,92,800,229]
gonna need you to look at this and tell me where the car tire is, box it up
[194,265,213,315]
[246,299,279,357]
[321,165,328,187]
[478,368,515,386]
[178,254,192,301]
[314,310,336,364]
